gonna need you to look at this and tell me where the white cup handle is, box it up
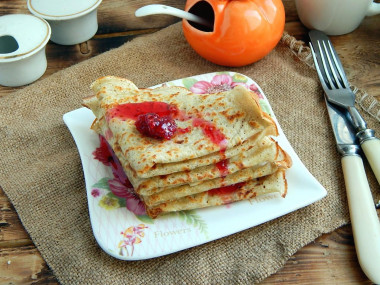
[367,2,380,16]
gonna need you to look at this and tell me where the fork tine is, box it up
[326,41,349,88]
[309,30,358,109]
[323,40,346,89]
[310,43,329,90]
[317,41,335,90]
[321,41,342,89]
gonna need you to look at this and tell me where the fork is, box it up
[309,30,380,185]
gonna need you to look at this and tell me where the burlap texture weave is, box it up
[0,23,379,284]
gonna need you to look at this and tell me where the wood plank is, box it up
[0,0,27,15]
[263,226,373,284]
[0,188,57,283]
[0,246,57,285]
[0,189,32,247]
[97,0,185,32]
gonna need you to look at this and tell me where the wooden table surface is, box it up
[0,1,379,284]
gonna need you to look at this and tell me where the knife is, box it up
[309,29,380,186]
[309,32,380,284]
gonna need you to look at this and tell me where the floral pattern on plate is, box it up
[63,72,327,260]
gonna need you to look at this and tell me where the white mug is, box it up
[295,0,380,35]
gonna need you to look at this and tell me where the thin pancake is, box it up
[146,170,288,218]
[95,117,276,179]
[122,137,282,194]
[141,147,291,206]
[83,76,278,178]
[83,76,292,220]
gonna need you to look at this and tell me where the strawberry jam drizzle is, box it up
[177,127,191,135]
[216,159,229,177]
[94,135,134,188]
[208,182,246,196]
[192,118,228,150]
[107,101,228,149]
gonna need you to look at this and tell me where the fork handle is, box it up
[342,155,380,284]
[361,138,380,185]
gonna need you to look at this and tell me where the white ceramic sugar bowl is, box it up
[27,0,102,45]
[0,14,51,87]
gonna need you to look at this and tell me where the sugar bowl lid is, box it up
[0,14,51,62]
[27,0,102,20]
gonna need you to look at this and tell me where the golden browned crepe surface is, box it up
[83,76,292,218]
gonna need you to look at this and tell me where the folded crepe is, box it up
[83,76,278,178]
[83,76,292,218]
[142,146,291,207]
[98,122,278,194]
[146,170,288,218]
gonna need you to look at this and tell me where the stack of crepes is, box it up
[83,76,292,218]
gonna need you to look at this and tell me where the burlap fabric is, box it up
[0,23,379,284]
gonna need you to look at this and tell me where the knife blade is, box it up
[309,29,380,185]
[325,99,358,154]
[309,36,380,284]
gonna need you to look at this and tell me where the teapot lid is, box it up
[27,0,102,20]
[0,14,51,62]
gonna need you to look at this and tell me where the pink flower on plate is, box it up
[108,178,146,216]
[190,74,264,99]
[91,188,101,198]
[93,135,146,216]
[92,135,113,166]
[249,83,259,92]
[191,74,236,94]
[249,83,264,99]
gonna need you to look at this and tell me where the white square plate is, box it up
[63,72,327,260]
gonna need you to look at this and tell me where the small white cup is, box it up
[27,0,102,45]
[0,14,51,87]
[295,0,380,35]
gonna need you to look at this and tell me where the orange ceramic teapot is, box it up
[182,0,285,67]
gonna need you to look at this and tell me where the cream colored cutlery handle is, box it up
[342,155,380,284]
[361,138,380,185]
